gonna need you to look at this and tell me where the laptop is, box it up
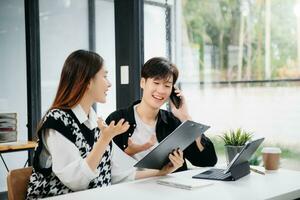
[134,120,210,169]
[193,138,265,181]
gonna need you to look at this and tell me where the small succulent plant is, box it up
[219,128,253,146]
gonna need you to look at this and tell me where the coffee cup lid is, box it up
[261,147,281,154]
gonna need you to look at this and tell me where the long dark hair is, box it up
[51,49,103,109]
[37,50,103,134]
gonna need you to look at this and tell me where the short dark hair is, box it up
[141,57,179,85]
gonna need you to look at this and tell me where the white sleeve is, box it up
[44,129,98,191]
[111,142,137,184]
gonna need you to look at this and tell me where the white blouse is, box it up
[39,105,137,191]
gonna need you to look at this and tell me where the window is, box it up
[0,0,27,191]
[39,0,89,114]
[144,1,169,60]
[180,0,300,169]
[95,0,116,118]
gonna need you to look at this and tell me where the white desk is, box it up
[46,167,300,200]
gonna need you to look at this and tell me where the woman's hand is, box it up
[170,88,191,122]
[97,118,130,142]
[125,135,157,156]
[87,118,129,171]
[158,149,184,176]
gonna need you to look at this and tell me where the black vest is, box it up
[26,109,112,199]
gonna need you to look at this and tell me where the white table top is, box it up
[46,167,300,200]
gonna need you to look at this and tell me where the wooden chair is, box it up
[7,167,32,200]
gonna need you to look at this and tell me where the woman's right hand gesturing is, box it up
[86,118,129,171]
[97,118,130,142]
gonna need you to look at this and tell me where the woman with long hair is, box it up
[26,50,184,199]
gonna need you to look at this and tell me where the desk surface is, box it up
[0,141,37,153]
[46,167,300,200]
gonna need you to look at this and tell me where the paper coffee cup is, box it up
[261,147,281,170]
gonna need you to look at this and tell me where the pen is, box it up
[250,167,265,175]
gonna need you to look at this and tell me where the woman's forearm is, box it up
[85,134,112,171]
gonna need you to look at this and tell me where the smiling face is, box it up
[140,76,173,109]
[88,66,111,103]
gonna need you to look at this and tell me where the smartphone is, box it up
[170,87,181,109]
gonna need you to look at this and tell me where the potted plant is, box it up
[220,128,253,164]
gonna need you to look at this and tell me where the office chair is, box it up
[7,167,32,200]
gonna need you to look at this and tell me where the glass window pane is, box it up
[40,0,89,114]
[144,3,167,61]
[180,0,300,169]
[0,0,27,191]
[181,0,300,82]
[95,0,116,118]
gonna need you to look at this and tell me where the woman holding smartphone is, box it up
[106,57,217,171]
[26,50,184,199]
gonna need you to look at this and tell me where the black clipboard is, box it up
[134,120,210,169]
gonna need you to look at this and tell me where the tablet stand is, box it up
[228,161,250,181]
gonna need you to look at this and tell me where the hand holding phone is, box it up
[170,87,182,109]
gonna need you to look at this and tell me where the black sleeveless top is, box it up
[26,109,112,199]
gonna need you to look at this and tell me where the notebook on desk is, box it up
[193,138,265,181]
[157,177,213,190]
